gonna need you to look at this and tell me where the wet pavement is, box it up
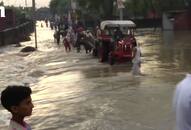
[0,22,191,130]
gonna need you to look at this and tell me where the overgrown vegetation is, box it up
[49,0,191,20]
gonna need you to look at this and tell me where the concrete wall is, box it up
[0,22,34,46]
[162,11,191,30]
[174,11,191,30]
[162,13,174,30]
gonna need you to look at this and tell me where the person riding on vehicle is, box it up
[114,27,123,42]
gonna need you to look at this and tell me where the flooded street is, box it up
[0,23,191,130]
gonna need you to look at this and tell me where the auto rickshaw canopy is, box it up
[100,20,136,30]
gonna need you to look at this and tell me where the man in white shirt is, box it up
[173,74,191,130]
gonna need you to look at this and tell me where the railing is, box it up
[0,21,34,46]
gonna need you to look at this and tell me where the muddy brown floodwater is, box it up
[1,23,191,130]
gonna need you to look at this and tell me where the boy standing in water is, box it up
[1,85,34,130]
[132,42,142,75]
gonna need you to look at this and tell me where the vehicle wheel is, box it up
[109,55,115,65]
[92,49,97,57]
[99,49,104,62]
[100,55,104,62]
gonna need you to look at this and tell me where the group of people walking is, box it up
[53,27,74,52]
[53,23,97,54]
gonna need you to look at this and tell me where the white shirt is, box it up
[132,46,141,64]
[173,74,191,130]
[8,120,31,130]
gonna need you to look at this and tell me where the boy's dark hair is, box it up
[1,85,32,112]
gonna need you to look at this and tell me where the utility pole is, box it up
[68,0,72,26]
[32,0,37,49]
[71,0,77,24]
[25,0,27,8]
[119,8,123,20]
[117,0,125,20]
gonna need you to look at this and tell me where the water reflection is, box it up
[163,31,174,45]
[81,64,132,79]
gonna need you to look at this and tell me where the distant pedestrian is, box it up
[132,42,142,75]
[173,74,191,130]
[114,27,123,42]
[50,22,54,30]
[45,18,48,27]
[63,37,71,52]
[76,32,83,53]
[41,22,43,28]
[1,85,34,130]
[96,26,101,40]
[54,31,60,45]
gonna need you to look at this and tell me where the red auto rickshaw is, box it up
[98,20,136,65]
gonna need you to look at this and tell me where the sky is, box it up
[2,0,51,8]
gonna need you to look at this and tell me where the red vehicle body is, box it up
[109,37,134,64]
[98,20,136,65]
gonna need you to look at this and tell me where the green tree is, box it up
[77,0,114,19]
[49,0,116,20]
[49,0,69,15]
[49,0,188,20]
[124,0,187,17]
[49,0,59,15]
[0,1,4,6]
